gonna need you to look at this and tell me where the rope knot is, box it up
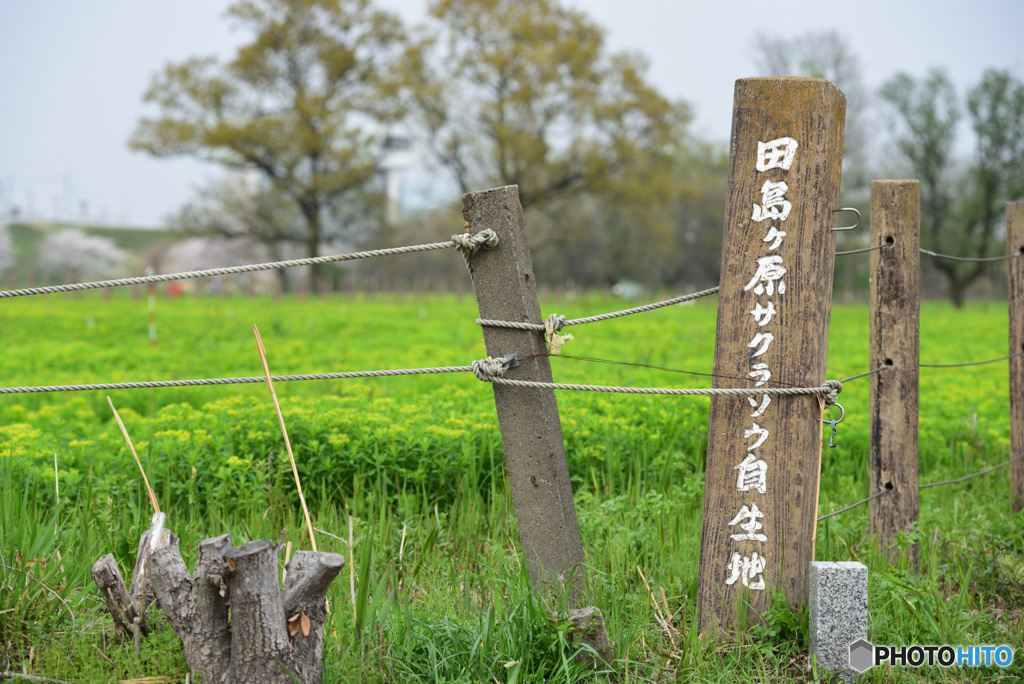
[452,229,499,257]
[472,356,507,382]
[822,379,843,407]
[544,313,566,334]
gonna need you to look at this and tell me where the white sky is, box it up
[1,0,1022,227]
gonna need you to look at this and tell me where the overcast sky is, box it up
[1,0,1022,227]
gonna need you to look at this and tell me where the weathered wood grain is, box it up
[869,180,920,562]
[1009,203,1024,513]
[697,77,845,635]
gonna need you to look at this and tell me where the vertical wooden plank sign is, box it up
[697,78,845,634]
[1008,202,1024,513]
[869,180,920,560]
[462,185,587,604]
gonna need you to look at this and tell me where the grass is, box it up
[0,291,1021,682]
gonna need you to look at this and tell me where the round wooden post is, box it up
[1008,202,1024,513]
[696,78,845,635]
[868,180,920,562]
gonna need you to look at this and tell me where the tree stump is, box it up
[91,512,175,640]
[94,517,345,684]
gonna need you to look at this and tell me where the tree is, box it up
[752,30,869,191]
[37,229,125,280]
[880,68,1024,306]
[130,0,405,291]
[400,0,691,213]
[0,226,14,275]
[165,173,381,292]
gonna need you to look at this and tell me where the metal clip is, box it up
[501,353,520,369]
[832,207,861,231]
[821,403,845,448]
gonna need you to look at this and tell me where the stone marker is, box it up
[809,561,868,682]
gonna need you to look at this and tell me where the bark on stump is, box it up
[91,512,175,640]
[94,520,345,684]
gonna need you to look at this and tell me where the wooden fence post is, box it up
[462,185,587,604]
[1009,202,1024,513]
[868,180,920,561]
[697,78,845,634]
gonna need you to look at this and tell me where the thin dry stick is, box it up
[348,515,356,619]
[636,565,677,647]
[253,325,317,552]
[108,396,160,514]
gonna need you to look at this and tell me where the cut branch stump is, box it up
[95,519,345,684]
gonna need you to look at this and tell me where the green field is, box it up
[1,292,1021,682]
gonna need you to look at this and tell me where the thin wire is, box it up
[0,231,497,299]
[839,366,888,383]
[919,454,1024,489]
[817,454,1024,521]
[0,366,475,395]
[836,244,887,256]
[817,488,891,522]
[920,351,1024,368]
[546,353,806,389]
[919,248,1024,263]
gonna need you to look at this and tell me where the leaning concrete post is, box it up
[868,180,920,561]
[697,77,845,634]
[1009,202,1024,513]
[462,185,586,604]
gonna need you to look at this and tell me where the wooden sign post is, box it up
[868,180,920,561]
[697,78,845,634]
[1009,202,1024,513]
[462,185,587,604]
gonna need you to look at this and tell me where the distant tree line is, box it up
[121,0,1023,304]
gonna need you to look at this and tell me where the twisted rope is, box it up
[472,357,842,404]
[0,366,475,394]
[476,287,720,332]
[0,230,498,299]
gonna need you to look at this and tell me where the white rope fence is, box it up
[0,230,498,299]
[476,286,720,332]
[471,356,843,405]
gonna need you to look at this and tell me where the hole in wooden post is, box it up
[885,236,895,245]
[884,358,894,366]
[884,482,894,490]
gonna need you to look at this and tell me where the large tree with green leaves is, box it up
[131,0,405,291]
[399,0,690,212]
[880,68,1024,306]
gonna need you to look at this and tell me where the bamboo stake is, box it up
[108,397,160,514]
[253,324,317,552]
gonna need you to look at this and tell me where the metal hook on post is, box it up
[832,207,861,231]
[821,403,845,448]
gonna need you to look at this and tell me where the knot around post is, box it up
[544,313,567,333]
[472,356,508,382]
[822,379,843,407]
[452,229,499,256]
